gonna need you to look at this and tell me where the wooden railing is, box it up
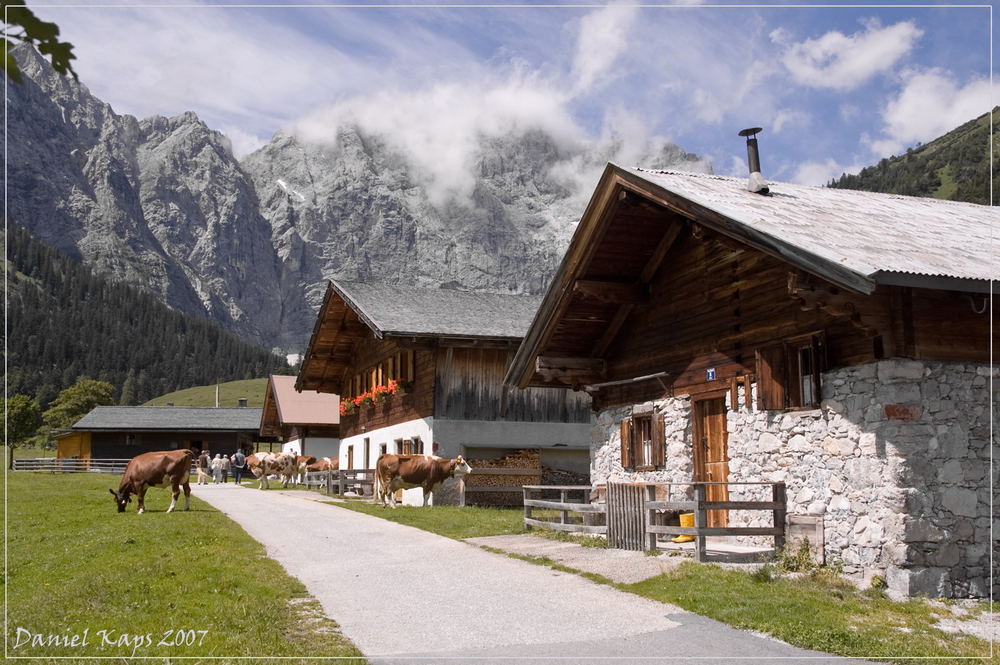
[13,458,198,475]
[303,469,375,496]
[643,482,786,560]
[522,485,607,535]
[520,481,787,557]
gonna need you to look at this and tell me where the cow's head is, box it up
[451,456,472,477]
[109,488,131,513]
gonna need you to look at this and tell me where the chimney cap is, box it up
[738,127,763,138]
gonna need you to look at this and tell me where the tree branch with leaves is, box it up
[3,1,76,83]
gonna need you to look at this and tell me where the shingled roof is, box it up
[73,406,263,431]
[331,281,543,339]
[626,166,997,292]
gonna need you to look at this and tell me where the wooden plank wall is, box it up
[341,337,435,438]
[435,347,592,423]
[595,231,883,408]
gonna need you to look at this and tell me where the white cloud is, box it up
[772,108,808,134]
[220,125,269,159]
[779,20,923,90]
[295,75,584,206]
[791,158,864,186]
[570,3,638,96]
[870,69,991,156]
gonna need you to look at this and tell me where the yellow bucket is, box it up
[672,512,695,543]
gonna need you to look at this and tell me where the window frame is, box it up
[619,411,665,471]
[755,331,826,411]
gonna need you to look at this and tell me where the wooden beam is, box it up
[535,355,605,385]
[591,303,634,357]
[572,279,649,304]
[640,222,683,283]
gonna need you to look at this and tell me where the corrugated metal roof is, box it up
[333,281,543,339]
[628,166,998,284]
[269,375,339,426]
[73,406,263,431]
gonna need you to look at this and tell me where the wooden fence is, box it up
[303,469,375,496]
[522,485,607,535]
[522,481,786,557]
[13,458,198,474]
[644,482,786,559]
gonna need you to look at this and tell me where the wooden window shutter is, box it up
[651,411,665,467]
[620,418,633,469]
[755,344,787,410]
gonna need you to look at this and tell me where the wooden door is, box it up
[694,396,729,527]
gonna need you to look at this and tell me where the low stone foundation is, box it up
[590,359,995,599]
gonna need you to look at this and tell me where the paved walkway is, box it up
[196,484,872,665]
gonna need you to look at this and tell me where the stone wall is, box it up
[590,359,996,599]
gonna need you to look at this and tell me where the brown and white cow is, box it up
[293,455,318,486]
[109,449,193,514]
[306,456,338,472]
[374,454,471,508]
[246,452,297,489]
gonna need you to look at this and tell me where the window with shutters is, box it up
[619,411,665,471]
[755,332,825,410]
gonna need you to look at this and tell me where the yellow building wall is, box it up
[57,432,92,459]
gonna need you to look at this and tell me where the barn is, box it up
[59,406,264,459]
[504,163,996,599]
[296,280,593,505]
[259,374,340,458]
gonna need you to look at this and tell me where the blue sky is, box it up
[30,1,994,187]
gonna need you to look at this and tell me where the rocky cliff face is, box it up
[8,45,711,351]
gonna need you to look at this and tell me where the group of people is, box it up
[196,449,247,485]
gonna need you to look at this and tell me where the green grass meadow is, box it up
[142,377,270,407]
[5,472,365,663]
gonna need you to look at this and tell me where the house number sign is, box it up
[706,368,716,381]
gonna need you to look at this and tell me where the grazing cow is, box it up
[109,449,193,514]
[374,454,471,508]
[292,455,317,486]
[306,456,338,472]
[246,452,297,489]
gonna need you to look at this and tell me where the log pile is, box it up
[464,449,541,507]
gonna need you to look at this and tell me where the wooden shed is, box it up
[64,406,266,459]
[297,281,593,505]
[505,163,996,599]
[259,375,340,458]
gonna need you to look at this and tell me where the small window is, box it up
[620,412,665,471]
[125,434,136,447]
[347,445,354,469]
[363,437,370,469]
[400,439,415,455]
[412,436,424,455]
[756,332,825,410]
[379,443,388,457]
[393,438,403,455]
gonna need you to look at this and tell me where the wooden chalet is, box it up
[59,406,265,459]
[259,375,340,458]
[297,280,593,505]
[505,163,996,599]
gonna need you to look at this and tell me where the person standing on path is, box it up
[232,449,246,485]
[211,454,223,484]
[221,454,231,483]
[197,449,211,485]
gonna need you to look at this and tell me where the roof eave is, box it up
[871,271,995,294]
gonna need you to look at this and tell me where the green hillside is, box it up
[829,107,998,204]
[6,227,292,407]
[143,378,270,407]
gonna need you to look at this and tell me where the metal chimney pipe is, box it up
[738,127,769,194]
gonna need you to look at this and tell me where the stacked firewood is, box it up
[464,449,541,507]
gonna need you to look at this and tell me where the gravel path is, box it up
[196,484,873,664]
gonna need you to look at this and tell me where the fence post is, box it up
[523,487,532,529]
[458,474,466,507]
[694,484,707,562]
[325,470,333,495]
[338,470,346,495]
[772,482,787,553]
[645,485,657,551]
[560,489,568,525]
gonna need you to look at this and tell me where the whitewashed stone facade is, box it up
[591,359,996,599]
